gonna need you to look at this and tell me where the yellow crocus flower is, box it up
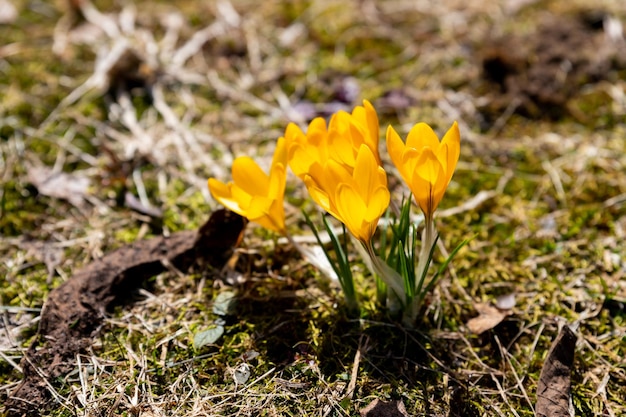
[304,144,390,243]
[302,160,343,221]
[286,100,380,178]
[285,118,330,180]
[386,122,460,220]
[208,137,288,234]
[327,100,381,168]
[334,144,390,243]
[350,99,380,164]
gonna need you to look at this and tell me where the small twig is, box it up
[494,335,535,414]
[171,21,228,67]
[39,37,130,133]
[604,193,626,208]
[542,160,567,207]
[437,190,497,218]
[206,70,282,117]
[0,351,22,374]
[345,335,364,399]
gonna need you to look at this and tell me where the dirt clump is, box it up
[4,210,245,417]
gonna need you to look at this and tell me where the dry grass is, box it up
[1,0,625,415]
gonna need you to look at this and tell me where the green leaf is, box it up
[415,234,440,298]
[194,325,225,349]
[213,290,237,316]
[303,211,342,279]
[418,236,472,309]
[323,216,353,289]
[303,210,358,313]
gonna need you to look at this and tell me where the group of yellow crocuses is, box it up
[208,100,460,315]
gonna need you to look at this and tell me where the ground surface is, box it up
[1,0,625,416]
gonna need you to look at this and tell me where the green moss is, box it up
[0,181,51,236]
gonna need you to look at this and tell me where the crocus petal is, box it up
[441,121,460,183]
[335,182,368,242]
[413,148,445,217]
[268,163,286,200]
[248,202,284,233]
[288,144,314,179]
[365,185,390,222]
[246,196,272,219]
[333,145,389,243]
[231,157,269,196]
[352,144,380,200]
[385,125,406,170]
[405,122,440,150]
[268,138,288,199]
[272,136,288,169]
[208,179,247,215]
[399,147,421,188]
[329,114,357,168]
[348,120,368,151]
[284,122,305,143]
[286,120,331,179]
[304,175,341,220]
[230,184,254,209]
[208,135,288,235]
[352,99,379,158]
[325,158,353,190]
[306,117,329,147]
[240,195,285,234]
[268,199,286,231]
[413,147,442,185]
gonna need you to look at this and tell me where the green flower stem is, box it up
[353,235,396,310]
[416,218,436,284]
[302,213,359,315]
[375,276,387,307]
[363,240,405,310]
[406,218,438,324]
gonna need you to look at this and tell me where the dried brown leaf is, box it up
[536,326,576,417]
[466,303,512,334]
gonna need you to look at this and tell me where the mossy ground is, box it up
[1,0,625,415]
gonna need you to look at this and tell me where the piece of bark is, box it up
[4,209,246,417]
[535,325,577,417]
